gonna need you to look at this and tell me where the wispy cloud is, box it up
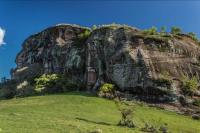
[0,27,6,46]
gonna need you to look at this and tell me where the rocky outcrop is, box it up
[12,24,200,101]
[12,24,89,83]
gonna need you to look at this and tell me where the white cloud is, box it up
[0,27,6,46]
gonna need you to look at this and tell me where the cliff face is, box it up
[12,24,200,101]
[12,24,89,83]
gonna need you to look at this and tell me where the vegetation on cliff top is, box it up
[89,24,199,44]
[141,26,200,44]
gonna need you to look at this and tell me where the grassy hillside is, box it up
[0,92,199,133]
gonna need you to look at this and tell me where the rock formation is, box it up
[12,24,200,101]
[12,24,89,84]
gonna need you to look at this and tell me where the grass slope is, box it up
[0,92,199,133]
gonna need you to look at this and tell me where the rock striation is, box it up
[12,24,200,101]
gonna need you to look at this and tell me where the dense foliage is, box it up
[160,26,166,33]
[142,26,200,46]
[35,74,78,94]
[171,26,182,35]
[16,80,34,97]
[78,30,91,41]
[181,75,199,96]
[0,79,17,99]
[143,26,158,35]
[98,83,116,99]
[0,74,82,99]
[188,32,199,42]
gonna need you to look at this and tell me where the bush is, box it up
[117,108,135,128]
[171,26,182,35]
[141,123,158,132]
[35,74,62,93]
[188,32,199,42]
[35,74,59,93]
[92,25,97,30]
[143,26,158,35]
[34,74,78,94]
[98,83,116,99]
[181,75,198,96]
[0,80,17,99]
[115,99,135,128]
[16,81,35,97]
[78,30,91,41]
[160,26,167,33]
[141,123,169,133]
[193,99,200,107]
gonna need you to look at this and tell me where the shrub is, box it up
[61,81,79,92]
[192,99,200,107]
[159,123,169,133]
[188,32,199,42]
[171,26,182,35]
[181,75,198,96]
[99,83,115,93]
[92,25,97,30]
[141,123,158,132]
[35,74,65,93]
[0,80,17,99]
[117,108,135,128]
[35,74,60,93]
[141,123,169,133]
[143,26,158,35]
[78,30,91,41]
[0,77,8,84]
[115,99,135,128]
[34,74,79,94]
[98,83,116,99]
[0,88,15,99]
[16,80,35,97]
[160,26,167,33]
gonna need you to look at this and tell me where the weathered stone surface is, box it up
[86,25,200,101]
[12,24,89,83]
[12,24,200,101]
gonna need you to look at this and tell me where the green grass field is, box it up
[0,92,199,133]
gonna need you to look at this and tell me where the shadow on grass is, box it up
[76,117,113,126]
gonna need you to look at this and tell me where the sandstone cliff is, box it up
[12,24,200,101]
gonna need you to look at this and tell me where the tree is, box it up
[188,32,198,41]
[92,25,97,30]
[0,77,7,84]
[143,26,158,35]
[160,26,166,33]
[149,26,157,35]
[171,26,182,35]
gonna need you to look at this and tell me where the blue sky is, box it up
[0,0,200,78]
